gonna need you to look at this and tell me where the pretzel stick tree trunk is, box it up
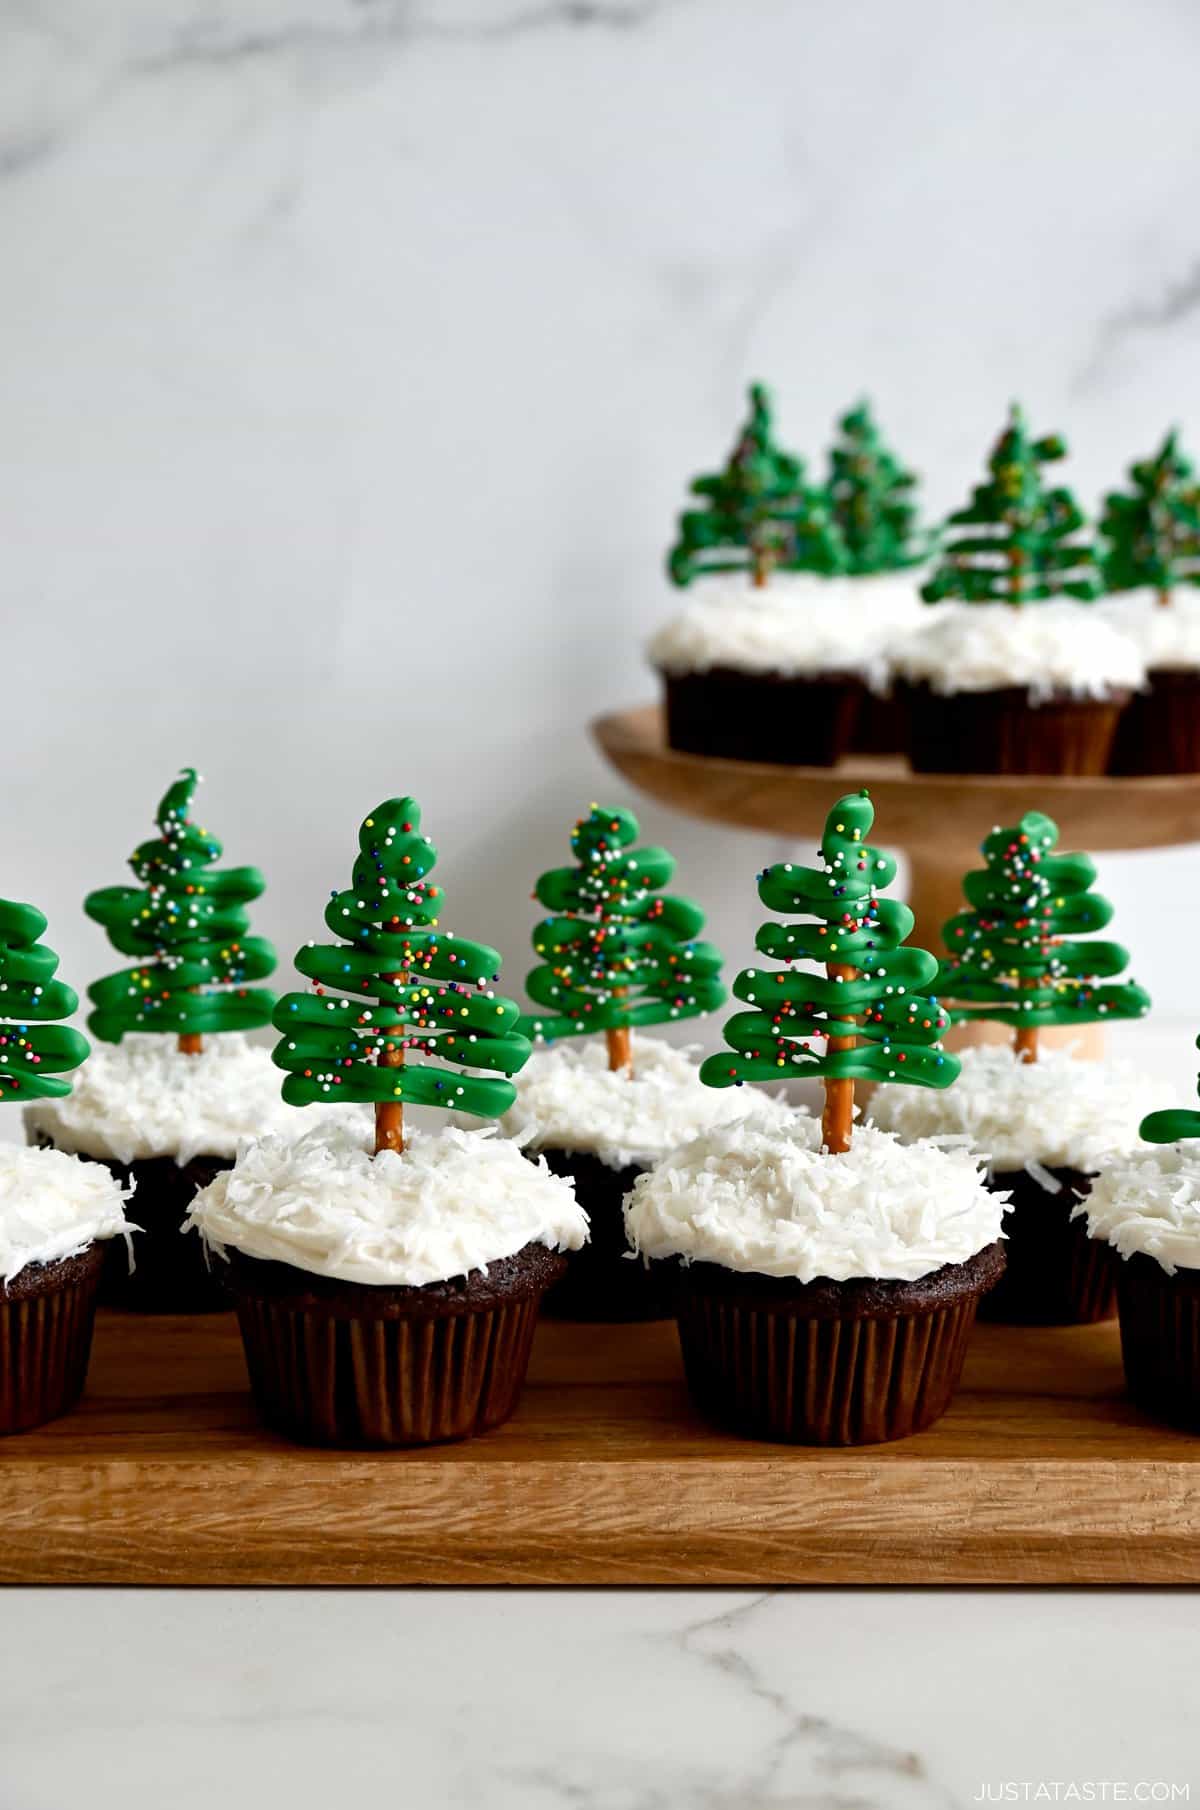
[375,972,410,1155]
[821,962,857,1156]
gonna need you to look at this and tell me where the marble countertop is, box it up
[2,1588,1197,1806]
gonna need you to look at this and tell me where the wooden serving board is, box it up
[2,1309,1199,1586]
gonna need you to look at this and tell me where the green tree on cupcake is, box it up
[826,400,929,574]
[85,768,276,1054]
[668,382,845,588]
[1100,430,1200,608]
[700,789,956,1154]
[939,811,1149,1065]
[517,803,725,1077]
[0,899,89,1101]
[273,797,531,1155]
[922,405,1097,605]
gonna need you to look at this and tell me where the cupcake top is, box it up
[500,1033,797,1170]
[24,1033,314,1167]
[186,1122,588,1288]
[869,1044,1164,1172]
[891,600,1145,699]
[1074,1147,1200,1275]
[0,1142,133,1284]
[1097,593,1200,673]
[647,580,904,685]
[623,1117,1005,1283]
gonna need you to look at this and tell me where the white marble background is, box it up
[2,1588,1198,1807]
[3,0,1200,1018]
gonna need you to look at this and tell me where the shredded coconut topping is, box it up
[623,1117,1005,1282]
[24,1034,317,1166]
[0,1143,134,1284]
[1075,1147,1200,1275]
[1097,592,1200,672]
[501,1035,798,1170]
[891,600,1145,699]
[870,1044,1164,1171]
[647,579,911,686]
[186,1122,588,1288]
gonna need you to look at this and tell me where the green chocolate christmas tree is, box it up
[922,405,1097,605]
[826,400,929,574]
[1099,430,1200,608]
[85,769,276,1053]
[700,790,956,1154]
[939,811,1149,1064]
[273,797,531,1155]
[0,900,89,1101]
[1141,1039,1200,1144]
[668,382,845,588]
[517,803,725,1077]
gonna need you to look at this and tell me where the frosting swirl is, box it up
[273,797,529,1118]
[0,899,89,1101]
[518,804,724,1043]
[940,811,1150,1031]
[700,790,957,1091]
[85,768,276,1041]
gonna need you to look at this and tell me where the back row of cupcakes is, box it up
[652,391,1200,776]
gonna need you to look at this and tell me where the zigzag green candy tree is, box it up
[939,811,1149,1064]
[700,790,956,1154]
[1100,430,1200,608]
[517,803,725,1078]
[273,797,531,1155]
[922,404,1097,605]
[826,400,929,574]
[0,900,89,1101]
[668,382,844,589]
[85,768,276,1054]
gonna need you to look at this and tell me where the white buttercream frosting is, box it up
[24,1034,317,1166]
[1097,592,1200,672]
[870,1045,1164,1172]
[500,1035,798,1170]
[0,1143,134,1285]
[624,1117,1004,1282]
[648,578,916,686]
[1074,1147,1200,1275]
[891,600,1146,699]
[186,1122,589,1288]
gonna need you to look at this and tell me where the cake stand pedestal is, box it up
[593,704,1200,1057]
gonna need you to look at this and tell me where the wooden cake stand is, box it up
[593,703,1200,1054]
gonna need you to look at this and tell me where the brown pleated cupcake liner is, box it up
[662,668,864,767]
[900,682,1126,776]
[0,1244,105,1436]
[847,688,909,757]
[29,1132,232,1314]
[535,1149,675,1322]
[1116,1255,1200,1432]
[674,1245,1004,1446]
[1108,669,1200,775]
[224,1244,565,1448]
[978,1167,1116,1326]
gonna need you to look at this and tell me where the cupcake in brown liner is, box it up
[893,603,1142,776]
[187,1123,585,1447]
[1098,596,1200,775]
[501,1036,793,1322]
[871,809,1153,1325]
[25,1035,301,1313]
[1,1144,133,1435]
[1076,1046,1200,1431]
[625,1120,1006,1446]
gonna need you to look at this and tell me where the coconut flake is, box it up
[623,1117,1005,1283]
[647,579,909,687]
[1074,1147,1200,1275]
[0,1143,134,1284]
[870,1045,1163,1171]
[186,1121,588,1288]
[891,600,1145,700]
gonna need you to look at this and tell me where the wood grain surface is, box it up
[2,1309,1198,1586]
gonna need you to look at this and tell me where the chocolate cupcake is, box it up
[1098,594,1200,775]
[871,809,1153,1324]
[24,767,278,1312]
[501,1035,793,1321]
[626,1119,1005,1445]
[187,1123,585,1447]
